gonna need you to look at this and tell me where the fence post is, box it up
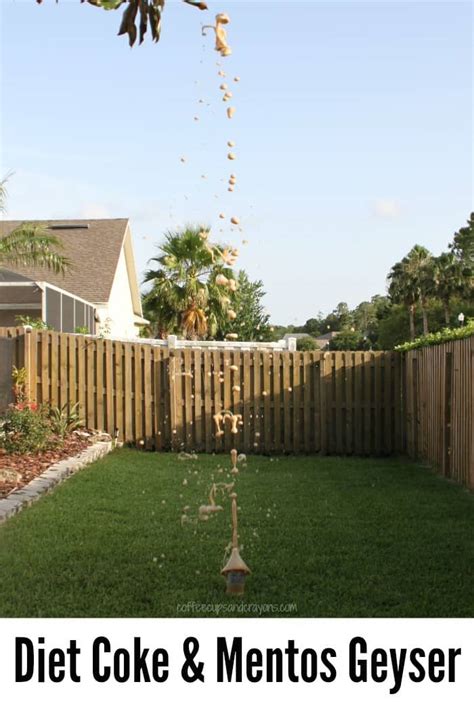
[320,352,330,455]
[23,326,35,403]
[398,352,406,454]
[168,342,178,450]
[444,351,453,478]
[412,356,419,460]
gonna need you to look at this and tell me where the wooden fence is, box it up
[403,336,474,489]
[3,329,403,456]
[2,328,473,488]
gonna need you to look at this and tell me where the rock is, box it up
[89,432,112,444]
[0,469,21,485]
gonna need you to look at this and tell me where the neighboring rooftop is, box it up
[283,332,312,340]
[315,331,339,341]
[0,219,129,304]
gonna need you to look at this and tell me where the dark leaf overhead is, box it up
[36,0,206,47]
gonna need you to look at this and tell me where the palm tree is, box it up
[450,212,474,270]
[433,252,468,326]
[0,176,70,274]
[415,248,436,335]
[388,261,418,340]
[388,245,433,338]
[143,226,236,340]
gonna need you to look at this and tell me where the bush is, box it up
[48,403,82,438]
[296,337,317,351]
[329,329,366,351]
[0,405,53,454]
[395,320,474,351]
[14,315,52,330]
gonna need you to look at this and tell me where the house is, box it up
[282,331,340,350]
[0,219,148,337]
[283,333,313,341]
[314,331,339,349]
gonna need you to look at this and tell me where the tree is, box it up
[417,251,436,335]
[376,305,412,350]
[0,176,70,274]
[387,245,433,338]
[329,329,366,351]
[317,303,352,333]
[269,324,293,341]
[351,295,391,346]
[388,261,417,340]
[300,316,324,336]
[296,336,317,351]
[450,212,474,272]
[432,252,468,325]
[37,0,207,47]
[334,301,352,329]
[142,226,236,340]
[218,270,272,341]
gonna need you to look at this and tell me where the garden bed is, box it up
[0,431,108,498]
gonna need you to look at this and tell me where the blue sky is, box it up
[1,0,472,324]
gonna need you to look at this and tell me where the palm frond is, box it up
[0,176,9,214]
[0,223,71,274]
[142,224,237,340]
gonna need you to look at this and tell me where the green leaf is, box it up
[118,0,139,46]
[138,0,148,44]
[91,0,126,10]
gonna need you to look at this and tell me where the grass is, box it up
[0,449,473,617]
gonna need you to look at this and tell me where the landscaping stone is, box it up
[0,504,16,522]
[0,441,113,524]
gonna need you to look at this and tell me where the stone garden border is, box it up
[0,441,113,525]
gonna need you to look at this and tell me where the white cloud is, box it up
[373,198,401,219]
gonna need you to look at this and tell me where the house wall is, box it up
[97,247,138,338]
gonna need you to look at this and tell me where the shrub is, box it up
[329,329,367,351]
[395,320,474,351]
[48,403,82,438]
[296,337,317,351]
[15,315,52,330]
[0,405,53,454]
[11,366,28,405]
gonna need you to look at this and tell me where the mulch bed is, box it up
[0,434,91,499]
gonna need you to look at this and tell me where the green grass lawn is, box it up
[0,449,473,617]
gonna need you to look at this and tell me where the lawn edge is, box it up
[0,441,113,525]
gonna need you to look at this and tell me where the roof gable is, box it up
[0,219,129,304]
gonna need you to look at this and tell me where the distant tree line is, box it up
[142,215,473,349]
[273,213,474,350]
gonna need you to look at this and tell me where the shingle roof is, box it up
[283,333,312,340]
[315,331,339,341]
[0,219,129,304]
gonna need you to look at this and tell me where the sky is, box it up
[0,0,472,325]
